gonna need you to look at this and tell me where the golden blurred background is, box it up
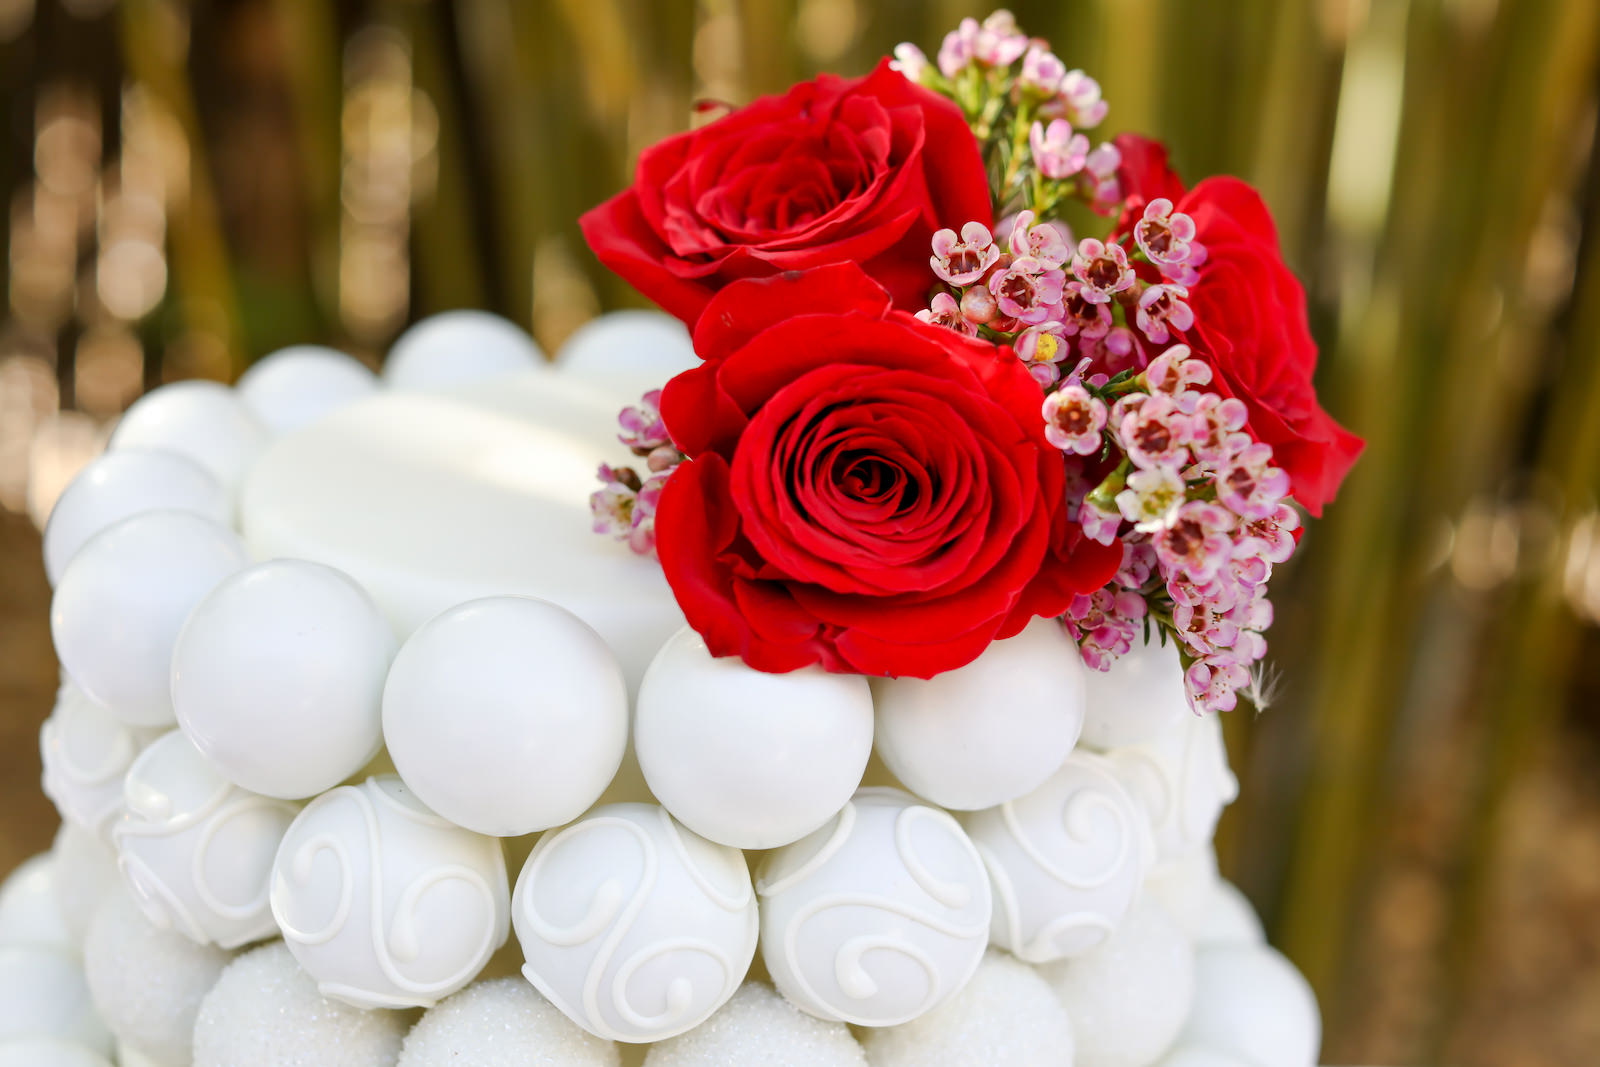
[0,1,1596,1064]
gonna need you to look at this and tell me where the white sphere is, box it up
[1099,710,1238,872]
[960,751,1148,962]
[0,1039,113,1067]
[1153,1050,1251,1067]
[1038,899,1195,1067]
[51,823,119,945]
[42,449,229,587]
[41,682,155,837]
[870,618,1085,811]
[756,788,991,1027]
[862,950,1073,1067]
[555,311,697,398]
[110,381,268,493]
[383,596,627,837]
[271,775,510,1009]
[1079,631,1189,749]
[114,1044,166,1067]
[0,946,112,1054]
[172,559,395,799]
[51,512,249,727]
[1175,945,1320,1067]
[384,310,545,390]
[635,627,873,850]
[113,730,299,948]
[1142,846,1218,934]
[192,941,409,1067]
[643,982,866,1067]
[0,855,73,953]
[235,346,378,434]
[1189,882,1265,947]
[512,802,757,1043]
[83,888,230,1065]
[399,977,620,1067]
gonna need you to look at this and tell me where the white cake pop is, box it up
[51,512,249,727]
[634,627,873,850]
[1175,944,1320,1067]
[555,311,697,400]
[83,887,230,1065]
[114,1044,167,1067]
[382,596,628,837]
[1037,898,1195,1067]
[1099,709,1238,872]
[756,788,991,1028]
[191,941,409,1067]
[51,823,118,945]
[384,310,545,390]
[512,803,757,1043]
[113,730,299,948]
[271,775,510,1009]
[0,855,73,953]
[40,682,155,837]
[0,946,113,1054]
[1153,1050,1251,1067]
[235,345,378,434]
[42,449,229,587]
[1188,881,1265,946]
[861,950,1073,1067]
[1143,850,1265,947]
[0,1039,114,1067]
[109,381,268,494]
[643,982,866,1067]
[960,750,1148,962]
[870,618,1086,811]
[398,977,619,1067]
[172,559,395,799]
[1078,630,1189,749]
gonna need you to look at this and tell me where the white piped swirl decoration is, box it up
[41,681,155,837]
[1100,709,1239,871]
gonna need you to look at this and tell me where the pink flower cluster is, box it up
[590,389,684,557]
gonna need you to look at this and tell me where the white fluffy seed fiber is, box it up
[192,941,408,1067]
[643,982,866,1067]
[862,950,1073,1067]
[398,977,619,1066]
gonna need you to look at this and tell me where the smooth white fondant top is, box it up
[237,371,684,689]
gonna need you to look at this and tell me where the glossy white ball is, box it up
[113,730,299,948]
[756,788,991,1027]
[1100,709,1238,873]
[555,311,697,399]
[51,823,119,945]
[1189,882,1265,946]
[0,946,113,1054]
[51,512,248,727]
[271,775,510,1009]
[383,596,627,837]
[1079,631,1189,749]
[42,449,229,587]
[110,381,268,494]
[1176,945,1320,1067]
[1038,898,1195,1067]
[236,345,379,434]
[871,618,1085,811]
[384,310,545,390]
[192,941,409,1067]
[0,855,73,954]
[643,982,866,1067]
[512,802,757,1043]
[1153,1050,1252,1067]
[83,887,230,1066]
[398,977,620,1067]
[960,750,1149,962]
[635,627,873,850]
[172,559,394,799]
[0,1039,113,1067]
[40,682,155,837]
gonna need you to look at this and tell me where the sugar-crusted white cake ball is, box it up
[1175,944,1320,1067]
[383,596,629,837]
[113,730,299,948]
[40,681,155,837]
[756,788,991,1028]
[1078,630,1188,749]
[555,311,697,398]
[42,449,229,587]
[0,1038,114,1067]
[513,802,757,1043]
[83,887,230,1065]
[1098,709,1238,872]
[871,618,1086,811]
[109,381,268,494]
[398,977,619,1067]
[384,310,545,390]
[271,775,510,1009]
[51,822,119,945]
[1038,898,1195,1067]
[235,345,378,433]
[0,945,112,1054]
[0,854,73,953]
[51,511,249,728]
[960,750,1148,962]
[643,982,866,1067]
[634,627,874,849]
[172,559,395,799]
[861,950,1073,1067]
[192,941,409,1067]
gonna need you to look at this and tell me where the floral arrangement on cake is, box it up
[586,9,1362,713]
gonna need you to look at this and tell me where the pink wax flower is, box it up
[1186,654,1251,713]
[937,19,977,77]
[1187,393,1251,468]
[1238,502,1301,564]
[1116,540,1158,588]
[973,9,1029,66]
[1030,119,1090,180]
[989,256,1065,324]
[1059,281,1114,339]
[1007,210,1070,268]
[1136,284,1195,345]
[1155,500,1236,583]
[931,221,1001,286]
[1134,197,1199,269]
[1079,496,1123,546]
[1017,324,1070,384]
[591,463,639,538]
[1066,586,1147,670]
[1118,392,1193,471]
[1071,238,1135,303]
[1174,597,1241,657]
[1019,45,1066,95]
[1144,343,1212,396]
[618,389,670,453]
[1043,69,1108,129]
[1216,441,1291,519]
[915,291,976,335]
[1115,464,1186,530]
[627,471,671,556]
[1043,384,1107,456]
[891,42,930,82]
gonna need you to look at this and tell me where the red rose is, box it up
[580,60,992,327]
[654,263,1121,678]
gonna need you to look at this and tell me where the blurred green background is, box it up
[0,1,1597,1063]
